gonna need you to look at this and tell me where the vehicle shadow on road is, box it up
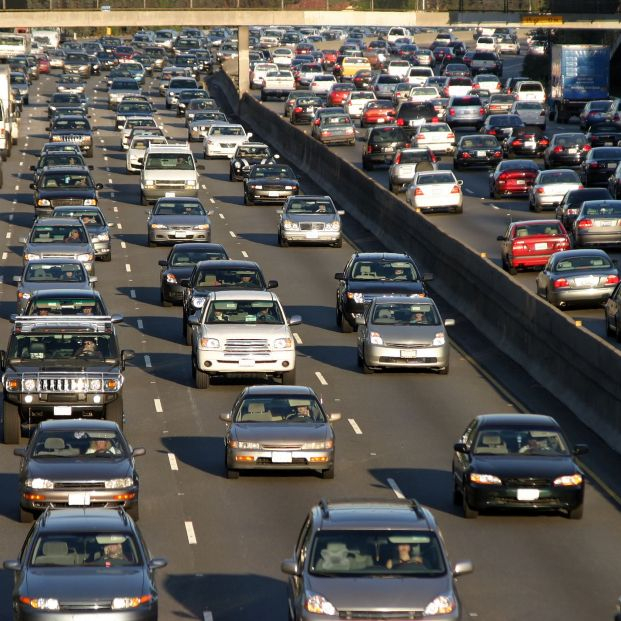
[0,300,19,321]
[284,304,339,332]
[0,472,20,521]
[160,436,224,477]
[235,232,277,247]
[135,352,192,387]
[212,194,244,207]
[163,573,288,621]
[297,344,355,371]
[117,286,160,306]
[114,233,150,250]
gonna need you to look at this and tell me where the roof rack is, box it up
[408,498,425,520]
[12,315,118,333]
[318,498,330,519]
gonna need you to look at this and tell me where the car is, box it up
[14,419,144,522]
[10,71,30,105]
[405,169,463,214]
[444,76,473,98]
[480,113,525,141]
[488,159,540,199]
[187,110,228,142]
[311,112,356,146]
[290,94,324,125]
[356,295,454,374]
[221,385,339,479]
[360,99,395,128]
[13,259,97,314]
[573,199,621,247]
[147,197,212,247]
[203,123,252,159]
[388,147,437,193]
[326,82,355,106]
[61,51,91,77]
[21,288,107,317]
[584,122,621,148]
[372,73,402,99]
[442,62,470,78]
[114,99,154,130]
[184,97,219,125]
[472,73,502,94]
[48,92,88,119]
[408,85,441,104]
[543,133,590,169]
[485,93,516,115]
[502,125,550,159]
[51,206,113,262]
[580,147,621,187]
[282,498,473,621]
[176,89,209,117]
[158,242,228,307]
[47,114,95,158]
[120,116,159,150]
[453,134,502,170]
[56,73,86,95]
[165,75,198,109]
[181,260,278,342]
[310,74,337,95]
[579,99,613,130]
[362,125,410,170]
[126,133,168,173]
[277,195,344,247]
[108,77,141,109]
[537,248,619,308]
[497,219,571,274]
[229,142,275,181]
[344,90,376,119]
[555,187,612,230]
[528,169,583,212]
[497,34,520,54]
[244,163,300,205]
[409,122,453,154]
[394,101,439,138]
[30,151,91,186]
[453,413,587,519]
[3,507,166,619]
[445,94,485,129]
[335,252,431,332]
[510,100,546,129]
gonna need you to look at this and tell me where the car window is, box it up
[372,302,440,325]
[351,260,418,281]
[24,263,87,282]
[512,223,563,237]
[234,396,325,422]
[555,254,612,270]
[32,428,125,457]
[41,173,92,188]
[540,171,580,184]
[145,154,194,170]
[417,173,455,185]
[154,201,205,216]
[286,199,335,215]
[28,296,103,315]
[472,428,568,455]
[31,225,88,243]
[8,334,116,360]
[205,300,283,324]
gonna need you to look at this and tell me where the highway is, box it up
[0,51,620,621]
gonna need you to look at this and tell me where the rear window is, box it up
[540,171,580,184]
[399,150,432,164]
[513,222,563,237]
[417,172,455,184]
[371,127,407,142]
[453,97,482,106]
[590,148,621,159]
[555,254,613,270]
[399,104,435,119]
[519,83,544,92]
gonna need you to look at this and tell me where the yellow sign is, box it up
[106,27,112,35]
[521,14,564,25]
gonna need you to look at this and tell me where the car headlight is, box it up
[84,199,97,206]
[234,161,242,168]
[166,273,177,284]
[284,185,298,190]
[229,440,261,449]
[305,592,337,615]
[347,292,365,303]
[369,331,383,345]
[24,253,40,260]
[111,595,152,609]
[424,593,456,616]
[89,378,102,391]
[470,473,502,485]
[105,477,134,489]
[150,223,167,229]
[250,184,263,190]
[272,337,293,350]
[554,474,583,487]
[18,291,31,300]
[191,296,206,308]
[193,224,210,230]
[95,233,110,241]
[23,378,36,392]
[77,253,93,262]
[79,65,87,71]
[302,440,334,449]
[144,179,155,186]
[51,135,63,141]
[325,221,340,231]
[432,333,446,347]
[83,135,92,143]
[37,198,51,206]
[199,337,220,349]
[185,179,197,187]
[283,219,299,230]
[21,598,60,610]
[25,478,54,490]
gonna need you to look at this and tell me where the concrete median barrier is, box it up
[210,70,621,452]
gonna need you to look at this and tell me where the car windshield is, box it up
[251,166,293,179]
[372,302,440,325]
[111,80,139,90]
[11,74,27,84]
[473,428,569,456]
[309,530,446,577]
[209,126,245,137]
[39,154,84,168]
[554,254,613,270]
[27,297,103,315]
[31,428,125,457]
[31,225,88,243]
[540,171,579,184]
[41,173,92,189]
[29,533,140,567]
[8,334,117,360]
[351,260,419,281]
[53,119,89,130]
[145,154,194,170]
[205,300,283,324]
[372,128,405,143]
[286,199,335,214]
[195,268,263,288]
[154,201,205,216]
[118,103,151,114]
[170,249,226,267]
[234,396,326,422]
[24,263,87,283]
[54,211,104,226]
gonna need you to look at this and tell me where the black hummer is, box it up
[1,315,134,444]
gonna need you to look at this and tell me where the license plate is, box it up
[377,118,385,123]
[238,359,256,367]
[534,242,548,250]
[400,349,417,358]
[525,141,535,148]
[568,148,577,154]
[517,488,540,501]
[608,162,618,168]
[268,191,280,197]
[516,179,526,185]
[477,150,486,157]
[68,492,91,506]
[306,230,319,238]
[165,192,175,197]
[575,276,598,286]
[174,232,188,238]
[272,451,292,463]
[605,141,614,146]
[307,107,314,113]
[53,406,72,417]
[597,220,616,227]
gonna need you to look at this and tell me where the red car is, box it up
[327,83,354,106]
[360,100,396,128]
[321,49,338,69]
[498,219,571,274]
[295,43,315,55]
[113,45,135,60]
[37,54,50,74]
[489,159,540,198]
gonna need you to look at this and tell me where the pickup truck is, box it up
[260,70,295,101]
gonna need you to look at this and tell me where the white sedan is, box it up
[412,122,455,154]
[310,74,337,95]
[405,170,463,214]
[203,123,252,159]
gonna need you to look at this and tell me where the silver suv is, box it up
[445,95,485,130]
[282,498,473,621]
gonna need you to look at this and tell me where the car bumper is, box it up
[93,241,112,256]
[455,155,502,167]
[298,609,458,621]
[4,395,120,425]
[413,196,462,212]
[20,487,138,513]
[494,182,533,195]
[446,117,483,127]
[533,194,566,208]
[509,253,552,268]
[418,142,454,154]
[205,145,237,158]
[364,342,449,369]
[196,351,296,374]
[317,133,355,145]
[226,448,334,471]
[281,229,341,243]
[248,189,298,203]
[547,155,582,167]
[142,188,199,201]
[148,229,210,244]
[161,281,185,303]
[547,285,615,306]
[15,605,156,621]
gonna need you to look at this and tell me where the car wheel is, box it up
[438,364,449,375]
[281,368,296,385]
[161,293,173,308]
[333,237,342,248]
[19,506,34,523]
[185,324,192,346]
[321,465,335,479]
[338,309,353,333]
[140,192,148,206]
[3,401,21,444]
[126,503,140,521]
[567,503,584,520]
[533,202,542,213]
[195,365,211,389]
[462,492,478,519]
[278,232,289,247]
[226,465,240,479]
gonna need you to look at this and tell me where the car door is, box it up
[356,301,372,355]
[499,224,513,260]
[605,282,621,332]
[536,257,554,295]
[453,418,478,491]
[290,515,313,619]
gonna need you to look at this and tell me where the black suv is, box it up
[3,507,166,619]
[362,125,410,170]
[0,315,134,443]
[335,252,432,332]
[47,115,95,158]
[395,102,439,139]
[181,260,278,343]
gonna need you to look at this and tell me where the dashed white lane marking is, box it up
[14,184,19,191]
[5,231,11,239]
[137,319,144,330]
[1,252,7,260]
[315,371,328,385]
[19,161,23,166]
[348,418,363,435]
[229,230,236,238]
[125,263,131,272]
[185,521,197,544]
[113,206,118,212]
[464,188,474,195]
[104,156,109,161]
[218,213,225,219]
[144,355,152,368]
[201,184,207,190]
[121,241,127,249]
[491,204,500,210]
[203,611,214,621]
[209,198,215,203]
[108,178,113,184]
[168,452,179,470]
[117,222,122,229]
[241,250,248,258]
[154,398,163,412]
[293,332,302,345]
[130,289,136,298]
[387,477,406,499]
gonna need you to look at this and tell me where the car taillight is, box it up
[294,107,302,113]
[394,153,401,164]
[417,133,426,140]
[495,83,501,90]
[449,107,455,115]
[460,151,471,158]
[494,150,502,157]
[582,144,592,152]
[512,139,523,146]
[311,82,317,87]
[313,119,320,126]
[487,130,496,135]
[414,187,424,195]
[480,108,485,115]
[589,162,600,168]
[578,219,593,228]
[512,241,527,250]
[540,139,549,146]
[536,187,545,194]
[450,184,461,193]
[431,116,439,123]
[553,145,564,153]
[431,154,438,163]
[606,275,620,285]
[396,118,405,126]
[553,278,570,289]
[367,146,373,153]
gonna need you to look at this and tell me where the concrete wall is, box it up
[210,69,621,451]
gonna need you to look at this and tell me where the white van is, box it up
[387,27,411,43]
[514,80,546,104]
[405,66,434,87]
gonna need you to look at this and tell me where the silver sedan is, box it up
[277,195,344,247]
[528,169,582,212]
[147,197,212,247]
[187,111,228,142]
[356,296,454,374]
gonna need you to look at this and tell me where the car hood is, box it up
[347,281,426,295]
[7,360,119,373]
[233,423,328,443]
[51,129,91,136]
[202,324,289,337]
[306,573,452,611]
[36,189,96,199]
[23,566,146,600]
[167,266,195,279]
[150,216,208,226]
[471,455,579,477]
[25,242,93,255]
[20,281,91,293]
[24,457,133,481]
[370,324,443,343]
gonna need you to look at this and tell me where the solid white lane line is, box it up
[154,398,163,412]
[387,478,406,499]
[229,230,236,238]
[130,289,136,298]
[185,521,197,544]
[315,371,328,385]
[121,241,127,249]
[137,319,144,330]
[218,213,225,219]
[293,332,302,345]
[125,263,131,272]
[144,355,152,368]
[168,452,178,470]
[348,418,363,435]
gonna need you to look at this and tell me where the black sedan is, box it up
[229,142,275,181]
[158,242,228,306]
[555,187,612,230]
[335,252,432,332]
[14,419,144,522]
[352,68,374,90]
[480,113,524,141]
[290,95,324,125]
[362,125,410,170]
[453,134,502,170]
[579,146,621,187]
[584,122,621,147]
[3,507,166,619]
[243,164,300,205]
[502,125,549,158]
[30,151,91,186]
[543,132,589,169]
[453,413,587,519]
[48,115,95,158]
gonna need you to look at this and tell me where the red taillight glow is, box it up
[553,145,564,153]
[394,153,401,164]
[582,144,592,152]
[367,146,373,153]
[414,187,424,195]
[577,219,593,229]
[450,185,461,193]
[480,107,485,115]
[448,107,455,115]
[293,106,302,113]
[606,275,620,285]
[396,118,405,126]
[313,119,320,126]
[553,278,570,289]
[417,133,426,139]
[536,187,545,194]
[460,152,471,158]
[512,139,523,146]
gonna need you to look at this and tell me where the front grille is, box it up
[504,477,551,487]
[256,457,307,465]
[262,444,303,450]
[55,481,107,489]
[61,602,113,611]
[224,339,269,354]
[339,611,424,620]
[155,180,185,188]
[383,342,431,348]
[299,222,325,231]
[50,198,85,207]
[38,377,88,392]
[219,143,235,148]
[61,135,85,143]
[40,253,75,259]
[379,356,437,364]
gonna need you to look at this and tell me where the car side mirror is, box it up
[29,165,36,171]
[132,447,146,457]
[288,315,302,326]
[355,316,366,326]
[148,558,168,570]
[12,275,21,283]
[121,349,135,362]
[444,318,455,327]
[453,560,474,577]
[196,164,205,171]
[13,447,26,457]
[329,413,342,422]
[453,442,469,453]
[29,183,36,190]
[457,179,463,185]
[274,154,280,159]
[573,444,589,456]
[334,272,344,280]
[219,412,233,423]
[3,561,20,572]
[89,276,98,284]
[158,259,168,267]
[111,313,123,323]
[247,132,253,139]
[267,280,278,289]
[95,183,104,190]
[281,558,300,576]
[337,210,345,215]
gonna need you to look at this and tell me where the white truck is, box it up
[0,32,30,60]
[0,66,18,160]
[31,28,61,49]
[260,70,295,101]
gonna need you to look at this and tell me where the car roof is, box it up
[242,385,316,397]
[511,219,561,227]
[352,252,413,261]
[24,258,85,267]
[33,217,84,226]
[38,508,134,532]
[171,242,225,251]
[40,166,92,174]
[476,413,560,427]
[372,295,435,305]
[212,290,277,301]
[29,288,102,299]
[195,259,259,269]
[38,418,119,431]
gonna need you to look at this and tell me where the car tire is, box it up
[462,493,478,519]
[438,364,449,375]
[140,192,148,206]
[126,503,140,521]
[281,368,296,385]
[533,202,542,213]
[185,324,192,346]
[362,158,373,171]
[195,365,211,389]
[278,232,288,247]
[321,465,335,479]
[161,294,173,307]
[19,506,34,523]
[337,309,353,333]
[333,237,342,248]
[568,503,584,520]
[3,400,20,444]
[226,466,240,479]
